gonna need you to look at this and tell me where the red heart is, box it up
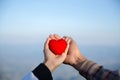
[49,39,67,55]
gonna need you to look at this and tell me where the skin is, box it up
[63,36,87,70]
[43,35,71,72]
[43,34,87,72]
[52,34,87,69]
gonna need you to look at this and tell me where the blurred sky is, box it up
[0,0,120,45]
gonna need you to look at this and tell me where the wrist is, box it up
[44,61,56,72]
[72,55,87,70]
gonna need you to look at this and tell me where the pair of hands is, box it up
[44,34,86,72]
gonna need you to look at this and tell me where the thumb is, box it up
[61,38,71,56]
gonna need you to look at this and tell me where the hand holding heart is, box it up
[44,35,71,72]
[44,34,86,72]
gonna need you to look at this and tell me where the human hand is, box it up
[43,35,70,72]
[63,36,86,66]
[52,34,86,66]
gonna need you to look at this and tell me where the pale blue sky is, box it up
[0,0,120,45]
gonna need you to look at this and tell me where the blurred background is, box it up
[0,0,120,80]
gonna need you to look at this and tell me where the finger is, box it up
[63,36,70,42]
[49,34,55,39]
[63,36,67,39]
[54,34,61,39]
[67,38,71,44]
[62,40,70,56]
[65,40,70,53]
[44,37,51,49]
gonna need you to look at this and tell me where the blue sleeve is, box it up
[22,72,38,80]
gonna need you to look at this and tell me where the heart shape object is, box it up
[49,39,67,55]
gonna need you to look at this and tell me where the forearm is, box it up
[72,59,120,80]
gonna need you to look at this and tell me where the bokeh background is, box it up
[0,0,120,80]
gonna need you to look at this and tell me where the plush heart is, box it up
[49,39,67,55]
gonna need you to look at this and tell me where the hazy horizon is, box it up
[0,44,120,80]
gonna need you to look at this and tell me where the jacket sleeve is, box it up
[77,60,120,80]
[22,63,53,80]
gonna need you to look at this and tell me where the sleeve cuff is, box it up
[32,63,53,80]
